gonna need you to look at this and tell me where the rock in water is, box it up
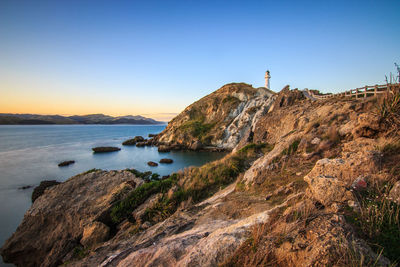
[31,180,60,203]
[122,136,145,146]
[158,145,171,152]
[58,160,75,167]
[147,161,158,167]
[0,170,143,267]
[92,146,121,153]
[159,158,173,164]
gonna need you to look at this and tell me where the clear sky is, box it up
[1,0,399,121]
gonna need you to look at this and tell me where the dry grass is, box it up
[376,84,400,136]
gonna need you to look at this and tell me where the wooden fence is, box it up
[306,84,391,100]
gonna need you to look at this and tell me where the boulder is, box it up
[311,137,321,145]
[190,141,202,151]
[122,136,145,146]
[80,221,110,248]
[1,170,143,267]
[304,174,348,206]
[158,145,171,152]
[32,180,61,203]
[352,113,380,138]
[136,142,146,147]
[159,158,173,164]
[58,160,75,167]
[147,161,158,167]
[92,147,121,153]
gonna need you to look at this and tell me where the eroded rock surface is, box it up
[1,170,143,267]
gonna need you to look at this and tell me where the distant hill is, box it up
[0,113,164,125]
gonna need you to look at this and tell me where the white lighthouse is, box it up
[265,70,271,89]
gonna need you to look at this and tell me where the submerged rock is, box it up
[92,146,121,153]
[58,160,75,167]
[18,185,33,190]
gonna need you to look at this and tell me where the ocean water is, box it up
[0,125,226,265]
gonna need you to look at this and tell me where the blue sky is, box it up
[0,0,399,120]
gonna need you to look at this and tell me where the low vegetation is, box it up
[179,119,216,143]
[110,173,175,223]
[376,84,400,135]
[345,181,400,262]
[112,144,269,225]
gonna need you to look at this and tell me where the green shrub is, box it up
[180,119,215,140]
[110,176,176,223]
[281,139,300,156]
[346,184,400,262]
[142,145,264,224]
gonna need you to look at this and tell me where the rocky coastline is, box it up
[2,83,400,266]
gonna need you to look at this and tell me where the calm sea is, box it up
[0,125,225,265]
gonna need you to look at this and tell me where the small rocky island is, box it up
[92,146,121,153]
[159,158,173,164]
[58,160,75,167]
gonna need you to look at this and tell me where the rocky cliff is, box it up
[155,83,276,151]
[2,84,400,266]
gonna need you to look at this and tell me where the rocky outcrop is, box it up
[2,85,399,267]
[155,83,275,151]
[122,136,145,146]
[1,170,143,267]
[31,180,60,203]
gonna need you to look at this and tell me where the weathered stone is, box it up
[80,221,110,248]
[1,170,143,267]
[190,141,203,150]
[31,180,60,203]
[136,142,146,147]
[158,145,171,152]
[311,137,321,145]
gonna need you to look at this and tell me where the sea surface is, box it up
[0,125,226,266]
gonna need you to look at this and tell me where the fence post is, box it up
[364,86,367,98]
[374,85,378,96]
[356,88,359,99]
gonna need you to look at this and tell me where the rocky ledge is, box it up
[2,84,400,267]
[1,170,143,267]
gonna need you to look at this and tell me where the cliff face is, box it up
[2,84,400,267]
[156,83,275,150]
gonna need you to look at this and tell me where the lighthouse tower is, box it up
[265,70,271,89]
